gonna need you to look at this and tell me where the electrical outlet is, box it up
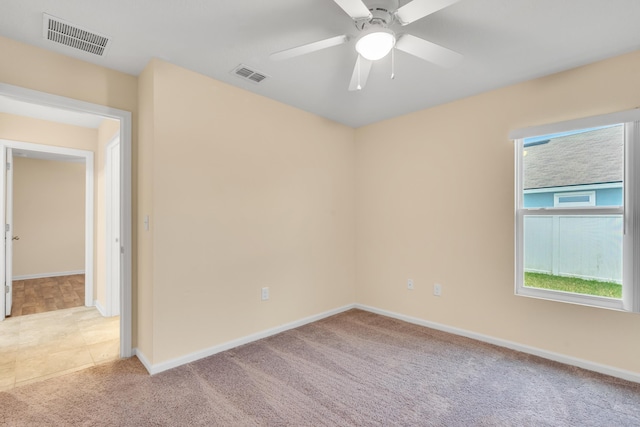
[433,283,442,296]
[261,287,269,301]
[407,279,414,290]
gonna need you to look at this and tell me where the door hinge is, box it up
[5,224,9,232]
[5,285,9,294]
[6,162,10,171]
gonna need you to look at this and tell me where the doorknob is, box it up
[12,236,19,241]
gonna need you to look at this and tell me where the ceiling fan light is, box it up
[356,30,396,61]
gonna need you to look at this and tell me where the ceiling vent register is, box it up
[231,65,269,84]
[42,13,111,56]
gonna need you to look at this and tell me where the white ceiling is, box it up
[1,0,639,128]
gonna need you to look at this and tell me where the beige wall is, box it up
[0,36,137,114]
[136,61,155,360]
[0,113,98,151]
[0,35,138,342]
[355,50,640,374]
[138,59,356,364]
[12,157,85,277]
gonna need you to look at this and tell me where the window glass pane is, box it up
[523,124,624,208]
[523,215,623,299]
[558,195,589,203]
[553,191,596,207]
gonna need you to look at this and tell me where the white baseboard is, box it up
[134,348,153,373]
[13,270,85,281]
[355,304,640,384]
[94,300,106,317]
[138,304,356,375]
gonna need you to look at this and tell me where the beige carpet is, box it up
[1,309,639,426]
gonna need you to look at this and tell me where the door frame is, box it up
[4,148,13,317]
[0,83,133,358]
[105,135,120,317]
[0,141,94,312]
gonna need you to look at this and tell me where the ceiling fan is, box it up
[270,0,463,91]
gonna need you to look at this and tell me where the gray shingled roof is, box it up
[523,125,623,190]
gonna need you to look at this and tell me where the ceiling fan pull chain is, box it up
[391,48,395,79]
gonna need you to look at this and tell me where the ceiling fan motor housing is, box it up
[355,0,399,30]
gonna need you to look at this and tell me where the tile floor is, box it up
[0,306,119,391]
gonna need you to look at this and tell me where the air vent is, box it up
[231,64,269,84]
[42,13,111,56]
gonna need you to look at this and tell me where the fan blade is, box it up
[395,34,462,68]
[333,0,372,20]
[348,55,373,91]
[395,0,460,25]
[270,35,348,61]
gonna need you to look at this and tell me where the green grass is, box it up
[524,272,622,298]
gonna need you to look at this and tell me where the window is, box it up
[513,111,640,312]
[553,191,595,207]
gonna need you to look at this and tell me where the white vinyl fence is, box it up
[524,215,623,284]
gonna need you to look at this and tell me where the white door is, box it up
[5,148,13,316]
[106,138,120,316]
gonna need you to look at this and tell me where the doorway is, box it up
[0,83,132,358]
[1,141,95,318]
[8,149,89,317]
[0,139,121,389]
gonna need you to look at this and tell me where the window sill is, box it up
[515,286,626,311]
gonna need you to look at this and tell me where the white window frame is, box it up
[553,191,596,207]
[512,110,640,312]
